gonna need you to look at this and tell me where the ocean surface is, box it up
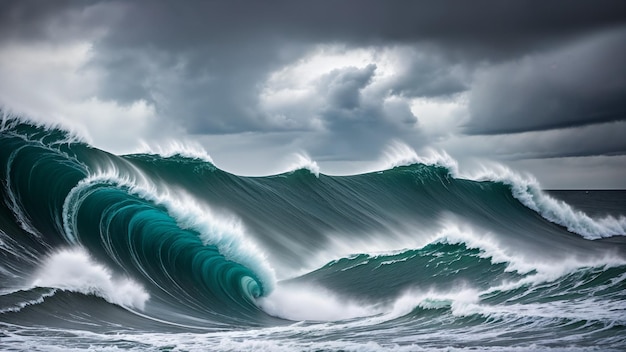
[1,118,625,351]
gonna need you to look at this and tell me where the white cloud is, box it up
[410,94,469,140]
[259,45,384,130]
[0,40,160,154]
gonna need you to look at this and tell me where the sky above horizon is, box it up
[1,0,625,188]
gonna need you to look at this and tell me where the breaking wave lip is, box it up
[30,248,149,311]
[463,163,626,239]
[258,236,626,330]
[268,223,626,323]
[132,140,215,163]
[62,167,277,296]
[377,141,459,175]
[281,153,320,177]
[376,142,626,240]
[0,112,88,146]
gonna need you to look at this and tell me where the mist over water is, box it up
[1,118,625,351]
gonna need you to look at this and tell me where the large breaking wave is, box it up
[1,117,625,351]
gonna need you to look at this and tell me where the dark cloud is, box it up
[12,0,619,136]
[5,0,624,47]
[307,65,420,160]
[378,47,470,98]
[2,0,626,186]
[510,156,626,189]
[321,65,377,111]
[5,0,623,131]
[465,28,626,135]
[466,121,626,161]
[0,0,122,43]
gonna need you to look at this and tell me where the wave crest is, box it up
[133,140,214,163]
[62,167,276,314]
[466,163,626,239]
[282,153,320,177]
[378,141,459,175]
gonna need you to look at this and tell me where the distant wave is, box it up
[281,152,321,177]
[133,140,215,163]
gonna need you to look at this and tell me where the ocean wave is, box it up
[62,168,276,297]
[465,163,626,239]
[1,117,626,351]
[0,287,57,314]
[132,140,215,163]
[281,153,320,177]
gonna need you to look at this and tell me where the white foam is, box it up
[308,222,626,303]
[373,142,626,240]
[370,269,624,326]
[31,248,149,310]
[464,163,626,239]
[435,221,626,282]
[377,141,459,175]
[260,263,481,323]
[383,288,480,321]
[134,140,214,163]
[258,283,377,321]
[282,152,320,177]
[432,223,538,274]
[1,329,431,352]
[0,328,607,352]
[451,297,626,324]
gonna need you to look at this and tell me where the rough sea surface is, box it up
[1,118,625,351]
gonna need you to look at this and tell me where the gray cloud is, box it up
[89,40,296,134]
[466,28,626,135]
[2,0,626,187]
[0,0,122,43]
[445,121,626,162]
[510,156,626,190]
[260,63,420,161]
[322,65,377,111]
[377,47,470,99]
[313,65,420,160]
[70,0,626,49]
[12,0,619,136]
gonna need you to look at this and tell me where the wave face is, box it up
[1,118,626,351]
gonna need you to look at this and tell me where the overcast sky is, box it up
[1,0,625,188]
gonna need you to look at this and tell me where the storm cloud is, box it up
[1,0,625,187]
[466,28,626,134]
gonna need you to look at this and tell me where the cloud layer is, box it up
[1,0,625,187]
